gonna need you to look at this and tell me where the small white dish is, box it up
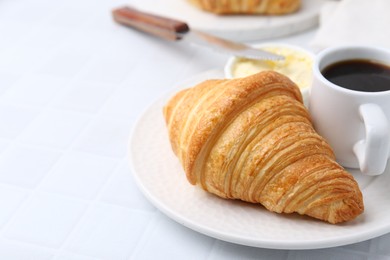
[224,43,314,107]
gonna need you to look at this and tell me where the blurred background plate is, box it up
[133,0,327,41]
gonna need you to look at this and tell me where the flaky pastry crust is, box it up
[188,0,301,15]
[163,71,364,224]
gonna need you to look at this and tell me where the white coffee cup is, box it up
[309,45,390,175]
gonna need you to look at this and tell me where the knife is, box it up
[112,6,284,61]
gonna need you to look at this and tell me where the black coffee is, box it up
[321,59,390,92]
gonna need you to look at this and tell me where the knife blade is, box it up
[112,6,284,61]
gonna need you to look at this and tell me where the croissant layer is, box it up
[163,71,364,224]
[188,0,301,15]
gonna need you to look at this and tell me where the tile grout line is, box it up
[0,0,135,149]
[32,41,144,155]
[52,158,131,258]
[0,1,196,257]
[0,34,144,237]
[0,149,123,256]
[0,115,143,253]
[127,211,161,260]
[205,239,218,260]
[0,17,141,253]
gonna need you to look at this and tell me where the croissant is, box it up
[188,0,301,15]
[163,71,364,224]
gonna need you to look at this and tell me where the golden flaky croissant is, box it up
[163,71,364,224]
[188,0,301,15]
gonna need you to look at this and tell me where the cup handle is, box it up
[353,103,390,175]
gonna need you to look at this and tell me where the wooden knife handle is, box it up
[112,6,189,41]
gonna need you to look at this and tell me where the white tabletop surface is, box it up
[0,0,389,259]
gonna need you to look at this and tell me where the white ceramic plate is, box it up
[133,0,327,41]
[129,69,390,250]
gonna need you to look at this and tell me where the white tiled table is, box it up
[1,0,390,259]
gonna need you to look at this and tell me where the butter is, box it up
[231,46,313,90]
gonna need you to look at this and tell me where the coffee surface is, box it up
[322,59,390,92]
